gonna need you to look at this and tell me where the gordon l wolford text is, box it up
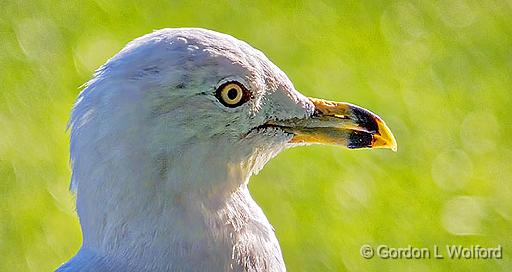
[376,245,502,259]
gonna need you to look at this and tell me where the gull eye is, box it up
[215,81,250,107]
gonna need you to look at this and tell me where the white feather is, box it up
[59,28,314,271]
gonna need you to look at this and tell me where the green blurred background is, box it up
[1,0,511,271]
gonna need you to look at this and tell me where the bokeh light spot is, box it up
[431,149,473,191]
[460,111,499,154]
[441,196,486,235]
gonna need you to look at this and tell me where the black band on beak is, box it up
[348,131,373,149]
[351,106,379,134]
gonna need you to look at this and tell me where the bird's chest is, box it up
[213,212,285,271]
[79,189,287,271]
[188,195,286,272]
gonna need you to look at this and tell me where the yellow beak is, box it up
[277,98,397,151]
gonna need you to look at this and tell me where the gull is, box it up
[57,28,396,272]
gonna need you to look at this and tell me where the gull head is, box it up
[65,28,397,271]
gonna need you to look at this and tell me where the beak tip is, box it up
[391,143,398,152]
[373,118,398,152]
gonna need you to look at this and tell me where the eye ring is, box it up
[215,81,251,107]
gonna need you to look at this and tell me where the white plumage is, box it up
[58,28,396,272]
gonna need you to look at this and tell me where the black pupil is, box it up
[227,88,238,100]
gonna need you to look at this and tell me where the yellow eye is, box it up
[216,82,250,107]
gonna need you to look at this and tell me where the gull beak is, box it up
[277,97,397,151]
